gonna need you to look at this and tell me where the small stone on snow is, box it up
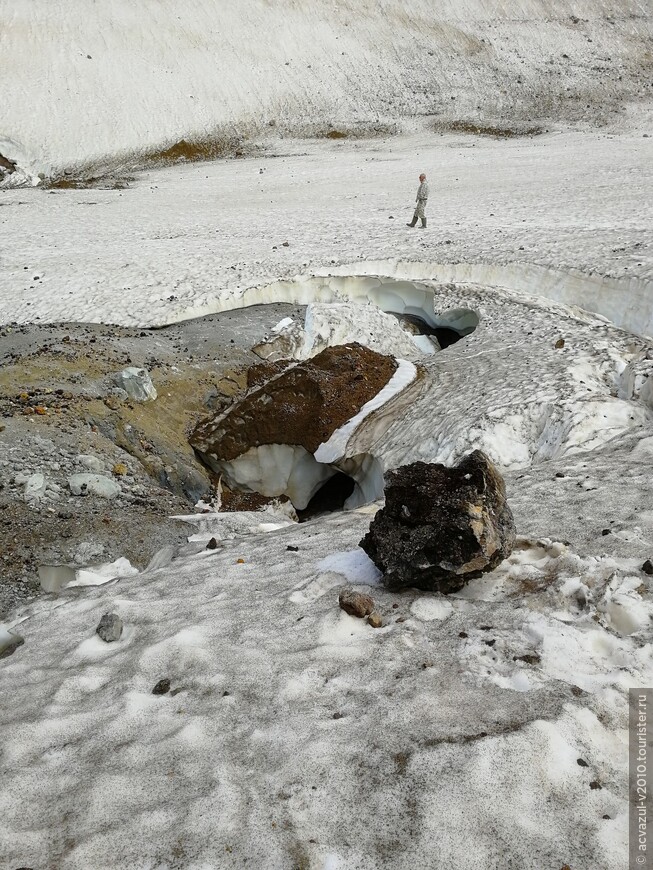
[96,613,123,643]
[152,678,171,695]
[367,611,383,628]
[339,587,375,618]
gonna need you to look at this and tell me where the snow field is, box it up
[2,0,652,174]
[1,132,651,335]
[1,507,649,868]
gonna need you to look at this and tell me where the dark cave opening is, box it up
[297,472,357,521]
[390,312,473,349]
[433,326,464,348]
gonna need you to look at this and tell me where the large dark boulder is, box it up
[360,451,515,594]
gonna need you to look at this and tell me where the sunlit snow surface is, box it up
[0,131,652,869]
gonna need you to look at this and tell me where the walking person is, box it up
[407,173,429,228]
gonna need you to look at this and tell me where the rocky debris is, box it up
[360,451,516,594]
[113,367,157,402]
[152,678,171,695]
[68,473,121,499]
[367,611,383,628]
[0,305,306,617]
[338,587,375,618]
[74,541,105,564]
[642,560,653,576]
[91,416,210,503]
[96,612,123,643]
[0,626,24,659]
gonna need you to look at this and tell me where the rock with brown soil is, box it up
[360,451,516,594]
[189,344,398,508]
[191,343,397,462]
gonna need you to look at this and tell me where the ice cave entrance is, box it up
[297,471,356,521]
[392,307,479,348]
[239,275,481,350]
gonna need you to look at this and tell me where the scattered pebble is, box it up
[95,612,123,643]
[339,587,374,618]
[152,678,171,695]
[514,653,541,665]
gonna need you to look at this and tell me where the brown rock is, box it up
[367,611,383,628]
[190,344,397,463]
[339,587,375,618]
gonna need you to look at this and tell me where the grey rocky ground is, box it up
[0,302,306,617]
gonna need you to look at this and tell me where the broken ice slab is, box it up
[38,564,77,593]
[0,625,25,659]
[38,558,138,593]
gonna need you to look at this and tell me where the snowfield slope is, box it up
[2,0,653,174]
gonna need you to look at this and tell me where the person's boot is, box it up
[420,217,427,229]
[406,215,417,227]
